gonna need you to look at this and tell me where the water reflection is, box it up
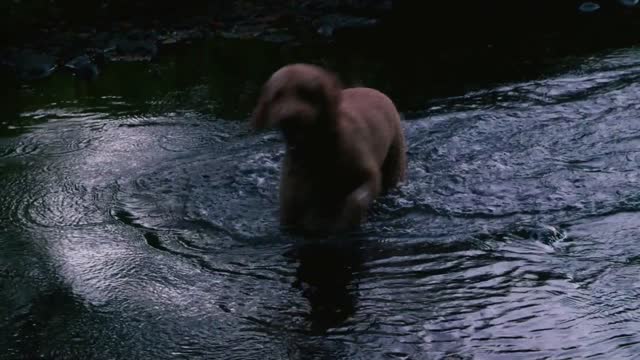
[290,237,363,333]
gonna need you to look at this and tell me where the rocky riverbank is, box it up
[1,0,393,81]
[2,0,640,82]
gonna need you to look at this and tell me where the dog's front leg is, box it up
[336,171,382,231]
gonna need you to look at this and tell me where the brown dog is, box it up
[251,63,406,233]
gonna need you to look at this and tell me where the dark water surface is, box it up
[1,39,640,359]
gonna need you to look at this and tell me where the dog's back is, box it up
[338,87,407,191]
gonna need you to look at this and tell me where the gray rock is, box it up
[110,30,159,62]
[64,54,99,81]
[312,14,379,37]
[619,0,639,7]
[579,2,601,13]
[6,49,58,81]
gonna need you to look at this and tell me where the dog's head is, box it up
[251,64,342,144]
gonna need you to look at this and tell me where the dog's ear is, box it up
[250,89,270,131]
[321,72,343,122]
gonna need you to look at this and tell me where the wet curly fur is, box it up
[251,63,407,233]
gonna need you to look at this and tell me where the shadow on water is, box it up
[7,285,97,359]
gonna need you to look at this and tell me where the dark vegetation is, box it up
[2,0,640,83]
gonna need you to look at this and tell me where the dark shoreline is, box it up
[2,0,640,84]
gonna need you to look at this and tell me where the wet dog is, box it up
[251,63,406,233]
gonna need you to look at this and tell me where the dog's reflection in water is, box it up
[288,235,364,333]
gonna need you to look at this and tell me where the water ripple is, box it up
[3,45,640,359]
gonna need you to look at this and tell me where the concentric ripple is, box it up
[112,134,282,245]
